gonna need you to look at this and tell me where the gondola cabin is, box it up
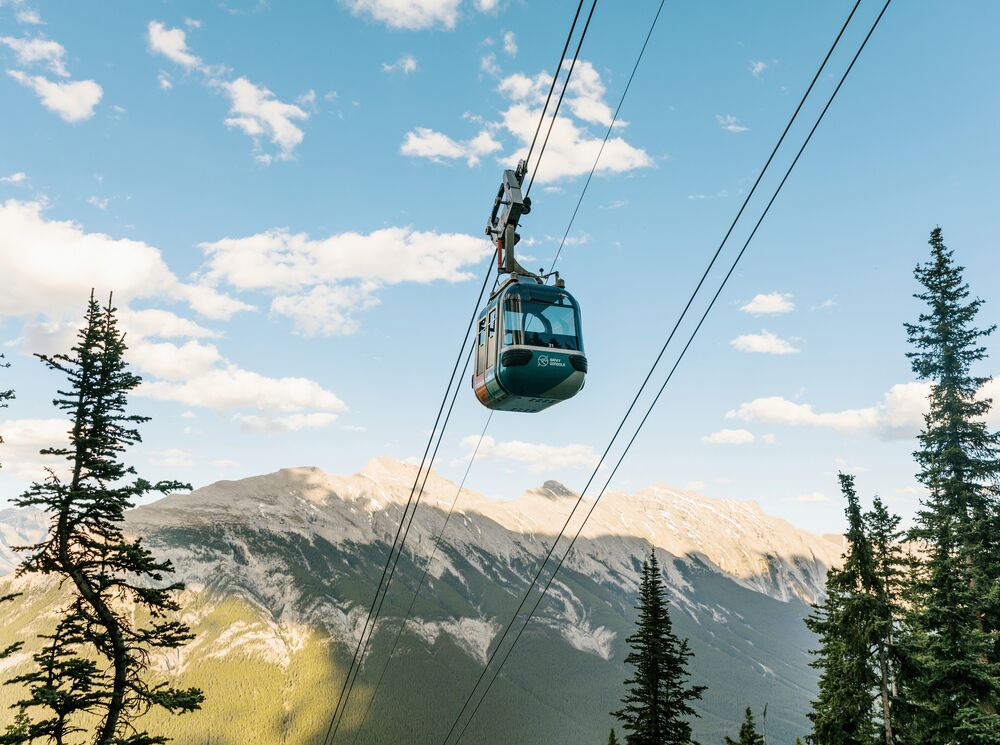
[473,276,587,413]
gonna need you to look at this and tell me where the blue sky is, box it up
[0,0,997,534]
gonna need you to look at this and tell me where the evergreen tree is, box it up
[865,497,906,743]
[899,228,1000,743]
[4,294,203,744]
[613,550,705,744]
[608,729,620,745]
[806,473,879,745]
[723,707,765,745]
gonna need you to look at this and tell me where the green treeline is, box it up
[807,228,1000,744]
[606,229,999,745]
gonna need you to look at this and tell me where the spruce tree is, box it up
[865,497,906,743]
[806,473,879,745]
[613,550,705,744]
[899,228,1000,743]
[608,729,620,745]
[4,294,203,744]
[723,707,765,745]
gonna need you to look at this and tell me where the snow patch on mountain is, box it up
[408,617,499,665]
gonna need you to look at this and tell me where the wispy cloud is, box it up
[716,114,748,133]
[8,71,102,123]
[723,380,1000,441]
[382,53,417,75]
[502,30,517,56]
[458,435,598,472]
[787,491,829,503]
[701,428,755,445]
[730,330,799,355]
[740,292,795,315]
[147,21,311,164]
[749,60,767,77]
[1,35,68,76]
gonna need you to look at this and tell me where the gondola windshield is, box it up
[503,290,581,351]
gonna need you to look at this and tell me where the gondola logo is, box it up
[537,356,549,367]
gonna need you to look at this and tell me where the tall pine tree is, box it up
[806,473,880,745]
[3,294,203,744]
[613,550,705,745]
[865,497,906,743]
[608,729,620,745]
[723,707,765,745]
[898,227,1000,743]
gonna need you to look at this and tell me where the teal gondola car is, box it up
[472,275,587,413]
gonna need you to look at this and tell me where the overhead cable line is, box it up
[525,0,600,197]
[443,2,893,742]
[326,337,479,744]
[549,0,666,274]
[322,2,600,737]
[320,263,492,745]
[346,411,494,745]
[524,0,587,170]
[435,1,872,741]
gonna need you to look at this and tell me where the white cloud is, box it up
[462,434,597,472]
[120,308,220,340]
[0,199,248,322]
[1,35,68,76]
[404,60,651,184]
[500,103,649,183]
[8,70,102,123]
[140,365,346,416]
[271,283,380,336]
[788,492,829,503]
[701,428,755,445]
[0,172,27,184]
[86,195,109,210]
[147,22,309,164]
[220,77,309,163]
[197,224,489,335]
[15,7,42,24]
[212,458,240,469]
[382,53,417,75]
[401,126,501,166]
[345,0,463,29]
[0,418,68,480]
[730,330,799,355]
[149,448,195,467]
[717,114,748,133]
[235,412,340,433]
[200,225,489,289]
[740,292,794,315]
[480,51,500,77]
[184,17,202,28]
[722,380,995,441]
[750,60,767,77]
[474,0,498,10]
[128,340,223,381]
[147,21,202,70]
[502,30,517,56]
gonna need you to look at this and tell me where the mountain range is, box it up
[0,458,843,744]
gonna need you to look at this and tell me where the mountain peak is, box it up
[533,480,577,500]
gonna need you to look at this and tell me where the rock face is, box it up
[0,506,46,576]
[0,459,844,745]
